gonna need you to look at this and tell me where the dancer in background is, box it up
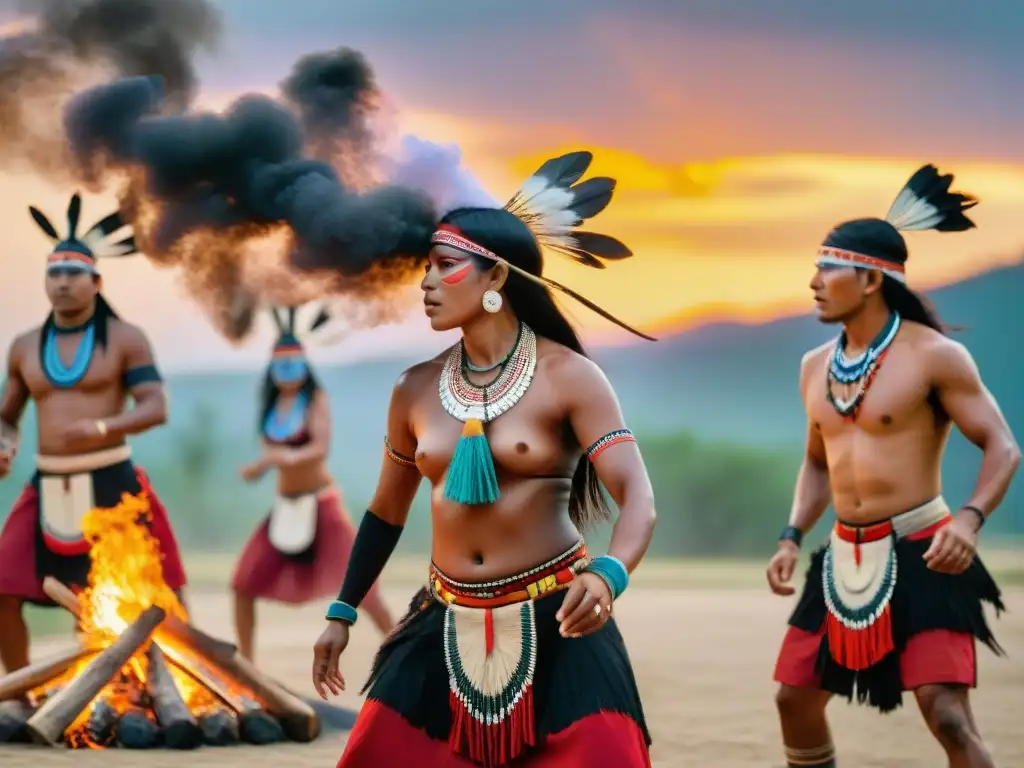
[0,194,186,673]
[767,166,1019,768]
[232,305,393,661]
[312,151,657,767]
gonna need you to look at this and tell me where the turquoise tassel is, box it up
[443,418,500,505]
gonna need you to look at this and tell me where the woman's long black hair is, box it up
[440,207,611,532]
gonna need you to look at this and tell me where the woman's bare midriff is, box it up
[429,475,582,582]
[276,460,334,498]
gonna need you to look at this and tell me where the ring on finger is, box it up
[593,603,602,616]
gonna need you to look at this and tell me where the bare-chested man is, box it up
[0,194,187,673]
[766,166,1020,768]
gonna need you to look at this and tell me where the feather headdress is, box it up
[816,164,978,284]
[268,301,348,352]
[432,150,655,341]
[30,193,136,272]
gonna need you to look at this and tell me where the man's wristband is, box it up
[779,526,803,548]
[961,505,986,530]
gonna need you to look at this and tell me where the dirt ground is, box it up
[1,582,1020,767]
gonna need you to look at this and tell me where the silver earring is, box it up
[482,290,502,313]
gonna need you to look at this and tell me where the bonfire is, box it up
[0,492,321,749]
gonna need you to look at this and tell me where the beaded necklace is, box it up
[439,323,537,505]
[43,321,96,388]
[825,312,900,420]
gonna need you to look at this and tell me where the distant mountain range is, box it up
[2,260,1020,536]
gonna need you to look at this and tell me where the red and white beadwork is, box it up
[815,246,907,284]
[439,323,537,423]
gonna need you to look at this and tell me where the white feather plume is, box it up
[885,189,944,231]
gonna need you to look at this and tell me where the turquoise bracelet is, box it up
[583,554,630,600]
[325,599,358,625]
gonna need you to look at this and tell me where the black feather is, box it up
[29,207,60,240]
[270,308,287,334]
[308,305,331,332]
[66,194,82,239]
[568,177,616,220]
[88,211,126,238]
[107,235,138,256]
[894,164,978,232]
[530,151,593,188]
[547,244,606,269]
[573,232,633,260]
[542,275,656,341]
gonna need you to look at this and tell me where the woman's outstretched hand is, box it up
[312,620,350,699]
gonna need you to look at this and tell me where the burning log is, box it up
[0,699,33,743]
[43,576,238,666]
[83,699,118,747]
[26,604,166,746]
[217,654,320,742]
[0,646,95,702]
[147,645,202,750]
[199,708,240,746]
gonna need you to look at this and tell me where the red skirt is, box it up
[0,466,186,604]
[339,699,651,768]
[230,489,378,605]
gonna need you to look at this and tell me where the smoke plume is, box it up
[0,0,220,176]
[63,48,489,342]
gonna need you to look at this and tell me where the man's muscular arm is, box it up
[932,339,1020,528]
[101,325,168,437]
[0,337,30,432]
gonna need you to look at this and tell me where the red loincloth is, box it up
[337,698,652,768]
[230,490,380,605]
[0,466,186,603]
[774,625,977,691]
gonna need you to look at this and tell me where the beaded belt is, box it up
[430,539,589,609]
[834,495,951,564]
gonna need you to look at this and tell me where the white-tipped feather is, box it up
[886,192,942,231]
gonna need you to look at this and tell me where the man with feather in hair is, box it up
[230,303,393,662]
[311,150,656,767]
[766,166,1020,768]
[0,194,187,674]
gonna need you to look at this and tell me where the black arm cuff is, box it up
[336,510,403,608]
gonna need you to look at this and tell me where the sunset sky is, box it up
[1,0,1022,372]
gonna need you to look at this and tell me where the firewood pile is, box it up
[0,494,321,750]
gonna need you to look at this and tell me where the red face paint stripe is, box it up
[441,262,474,284]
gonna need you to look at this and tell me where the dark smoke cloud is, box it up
[63,51,445,341]
[0,0,220,176]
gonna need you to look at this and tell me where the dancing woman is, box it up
[231,305,393,660]
[312,152,658,767]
